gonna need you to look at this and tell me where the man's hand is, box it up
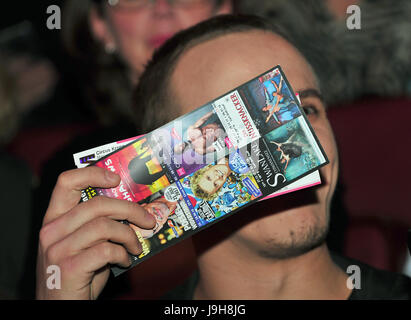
[36,167,156,299]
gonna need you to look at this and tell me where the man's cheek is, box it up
[312,125,335,159]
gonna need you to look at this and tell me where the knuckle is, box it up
[59,256,76,277]
[88,196,109,215]
[56,170,72,189]
[98,242,114,260]
[91,217,110,236]
[38,225,51,250]
[89,195,105,207]
[45,243,60,265]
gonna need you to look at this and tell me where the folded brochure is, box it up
[73,66,328,276]
[74,141,321,201]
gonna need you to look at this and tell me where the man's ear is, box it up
[89,6,115,50]
[215,0,233,15]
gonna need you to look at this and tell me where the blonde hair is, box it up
[190,159,233,201]
[190,165,219,201]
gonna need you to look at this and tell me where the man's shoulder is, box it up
[331,251,411,300]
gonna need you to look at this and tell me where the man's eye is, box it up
[302,105,318,116]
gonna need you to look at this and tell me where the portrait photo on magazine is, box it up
[149,103,229,181]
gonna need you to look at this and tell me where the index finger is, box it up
[44,166,120,225]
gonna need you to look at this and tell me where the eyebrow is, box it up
[297,88,324,102]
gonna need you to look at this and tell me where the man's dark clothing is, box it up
[162,252,411,300]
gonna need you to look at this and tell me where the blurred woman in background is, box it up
[62,0,232,127]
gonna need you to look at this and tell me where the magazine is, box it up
[73,66,328,276]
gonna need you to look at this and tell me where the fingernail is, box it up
[146,210,156,225]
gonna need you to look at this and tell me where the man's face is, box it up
[169,30,339,258]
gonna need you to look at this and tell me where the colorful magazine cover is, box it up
[75,65,328,276]
[74,140,322,200]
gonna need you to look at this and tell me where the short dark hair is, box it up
[132,14,294,132]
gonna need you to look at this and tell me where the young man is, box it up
[36,15,411,299]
